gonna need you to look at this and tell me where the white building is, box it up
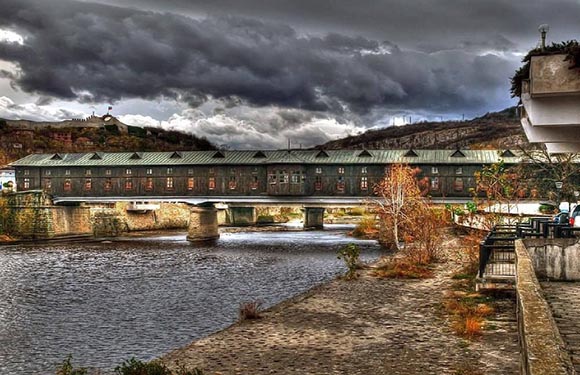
[520,53,580,153]
[0,167,16,191]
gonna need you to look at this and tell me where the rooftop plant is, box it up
[510,40,580,98]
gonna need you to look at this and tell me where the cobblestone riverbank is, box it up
[163,236,520,375]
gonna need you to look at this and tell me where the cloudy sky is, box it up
[0,0,579,148]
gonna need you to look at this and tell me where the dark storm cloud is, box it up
[95,0,580,52]
[0,0,518,117]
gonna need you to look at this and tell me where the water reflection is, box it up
[0,225,382,374]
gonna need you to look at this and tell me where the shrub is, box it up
[256,215,274,224]
[350,216,378,239]
[239,300,263,320]
[348,207,366,216]
[337,243,361,280]
[114,358,203,375]
[56,355,88,375]
[371,259,433,279]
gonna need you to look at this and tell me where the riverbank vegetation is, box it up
[56,356,204,375]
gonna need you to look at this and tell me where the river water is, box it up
[0,225,382,375]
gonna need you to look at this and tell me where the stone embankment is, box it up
[163,241,519,374]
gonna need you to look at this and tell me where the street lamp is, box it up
[539,24,550,51]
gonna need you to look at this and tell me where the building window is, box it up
[125,168,132,175]
[338,167,345,174]
[315,176,322,191]
[166,177,174,190]
[65,169,71,176]
[228,175,237,190]
[44,178,52,190]
[456,167,463,175]
[23,178,30,189]
[64,179,72,191]
[268,174,277,185]
[24,170,29,176]
[104,178,112,191]
[188,168,194,175]
[105,169,112,176]
[45,170,51,176]
[209,168,215,175]
[187,177,194,191]
[85,169,91,176]
[167,168,173,175]
[431,167,438,174]
[208,177,216,190]
[431,177,439,191]
[251,175,259,190]
[278,170,288,184]
[145,177,154,191]
[361,167,368,174]
[146,168,153,175]
[360,177,368,190]
[84,178,92,191]
[291,171,301,184]
[454,177,464,192]
[230,168,236,174]
[125,178,133,190]
[337,176,345,192]
[315,167,322,174]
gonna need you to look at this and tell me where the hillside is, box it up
[0,114,215,165]
[320,107,528,150]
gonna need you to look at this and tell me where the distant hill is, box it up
[319,107,528,150]
[0,114,215,165]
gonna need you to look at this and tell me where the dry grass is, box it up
[350,216,379,239]
[371,258,433,279]
[238,301,263,321]
[444,291,495,339]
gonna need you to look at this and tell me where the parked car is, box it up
[569,205,580,227]
[553,210,569,224]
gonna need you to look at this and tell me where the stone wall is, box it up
[515,240,574,374]
[523,238,580,280]
[0,191,92,239]
[89,202,190,237]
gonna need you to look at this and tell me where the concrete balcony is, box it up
[520,54,580,152]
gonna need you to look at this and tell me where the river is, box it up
[0,225,383,374]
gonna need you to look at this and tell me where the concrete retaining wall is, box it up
[523,238,580,281]
[515,240,575,374]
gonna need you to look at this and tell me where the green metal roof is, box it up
[9,149,521,167]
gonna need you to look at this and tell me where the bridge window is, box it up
[338,167,345,174]
[315,167,322,174]
[45,170,51,176]
[251,175,259,190]
[187,177,194,191]
[291,171,301,184]
[64,179,72,191]
[65,169,70,176]
[454,177,464,192]
[208,177,216,190]
[431,167,438,174]
[315,176,322,191]
[166,177,174,190]
[125,178,134,190]
[145,177,154,191]
[431,177,439,191]
[167,168,173,175]
[84,178,92,191]
[337,176,345,192]
[106,169,111,176]
[85,169,91,176]
[229,175,237,190]
[146,168,153,175]
[361,167,367,174]
[23,178,30,189]
[44,178,52,190]
[104,178,112,191]
[360,177,368,190]
[126,168,132,175]
[456,167,463,175]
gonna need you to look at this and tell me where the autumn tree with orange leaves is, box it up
[372,164,432,251]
